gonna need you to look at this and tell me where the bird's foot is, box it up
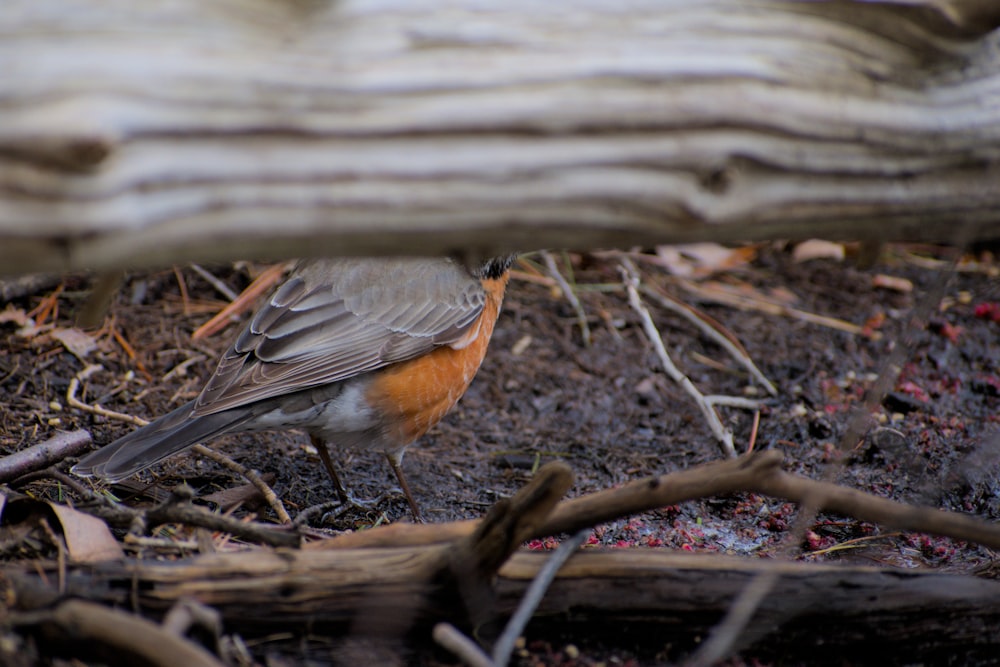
[293,492,393,526]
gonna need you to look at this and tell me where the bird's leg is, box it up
[385,451,424,523]
[311,436,422,522]
[312,435,352,504]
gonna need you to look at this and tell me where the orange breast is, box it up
[366,274,509,444]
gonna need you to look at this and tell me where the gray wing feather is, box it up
[192,257,486,416]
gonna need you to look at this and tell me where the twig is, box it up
[10,600,224,667]
[160,354,207,383]
[747,410,761,453]
[36,518,67,595]
[640,283,777,396]
[317,449,1000,554]
[676,278,875,338]
[75,490,300,548]
[311,445,1000,559]
[191,262,288,341]
[162,598,223,647]
[188,264,240,302]
[26,283,64,325]
[190,445,292,524]
[684,570,781,667]
[153,488,298,547]
[541,250,591,347]
[686,237,969,664]
[123,534,201,552]
[620,260,736,456]
[704,395,763,410]
[492,529,589,667]
[803,531,901,558]
[172,266,191,316]
[508,269,558,288]
[541,450,1000,552]
[68,366,291,524]
[0,430,93,483]
[67,365,149,427]
[433,623,494,667]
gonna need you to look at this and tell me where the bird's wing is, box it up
[191,257,487,416]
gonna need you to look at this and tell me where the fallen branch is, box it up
[7,545,1000,662]
[73,485,301,549]
[10,599,224,667]
[0,430,92,483]
[314,450,1000,552]
[621,260,738,456]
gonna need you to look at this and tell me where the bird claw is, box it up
[319,492,391,523]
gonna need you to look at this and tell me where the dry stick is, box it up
[189,445,292,524]
[191,261,289,341]
[74,488,301,549]
[67,366,148,427]
[36,517,67,595]
[143,502,299,548]
[433,624,494,667]
[317,450,1000,553]
[640,283,777,396]
[620,260,736,457]
[123,534,201,551]
[675,278,873,338]
[434,529,590,667]
[172,265,192,317]
[492,529,590,667]
[431,462,576,667]
[160,354,207,383]
[704,395,763,410]
[67,367,292,524]
[546,450,1000,551]
[0,430,93,483]
[10,599,224,667]
[188,263,240,302]
[687,241,968,667]
[541,250,591,347]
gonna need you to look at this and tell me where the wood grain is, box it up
[2,0,1000,273]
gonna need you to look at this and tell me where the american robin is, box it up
[72,255,517,520]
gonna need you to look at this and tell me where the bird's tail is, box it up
[71,401,254,482]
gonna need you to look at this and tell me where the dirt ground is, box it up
[2,243,1000,665]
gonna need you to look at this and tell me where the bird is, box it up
[72,254,518,521]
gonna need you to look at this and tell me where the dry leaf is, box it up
[0,304,31,327]
[1,496,123,563]
[792,239,845,263]
[872,274,914,293]
[52,327,98,361]
[656,243,755,278]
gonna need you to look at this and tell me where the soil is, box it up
[2,244,1000,666]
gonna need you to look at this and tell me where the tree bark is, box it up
[7,549,1000,661]
[2,0,1000,274]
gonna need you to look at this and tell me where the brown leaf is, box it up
[656,243,755,278]
[52,327,98,361]
[48,502,124,562]
[1,496,123,563]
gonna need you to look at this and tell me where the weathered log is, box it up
[6,549,1000,662]
[497,551,1000,662]
[2,0,1000,274]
